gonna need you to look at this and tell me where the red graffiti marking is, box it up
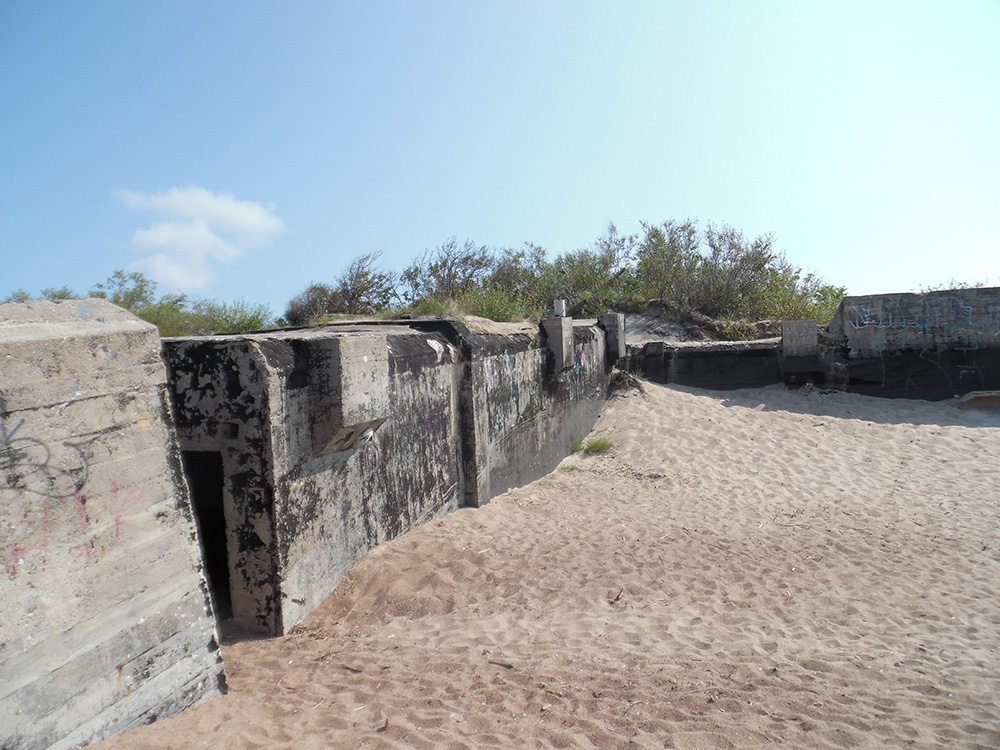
[5,481,147,576]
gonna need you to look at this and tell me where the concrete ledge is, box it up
[957,391,1000,412]
[635,339,782,390]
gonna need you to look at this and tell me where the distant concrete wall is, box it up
[830,288,1000,358]
[625,289,1000,399]
[829,288,1000,398]
[633,340,783,390]
[163,319,610,636]
[0,300,225,750]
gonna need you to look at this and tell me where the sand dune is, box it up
[93,381,1000,749]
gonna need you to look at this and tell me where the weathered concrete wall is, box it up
[163,338,282,635]
[628,289,1000,399]
[163,319,610,635]
[633,340,783,390]
[274,327,464,631]
[0,300,225,750]
[829,288,1000,398]
[830,288,1000,357]
[462,325,609,507]
[163,325,465,636]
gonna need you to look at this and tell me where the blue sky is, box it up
[2,1,998,317]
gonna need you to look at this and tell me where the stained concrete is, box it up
[162,319,611,636]
[161,326,457,636]
[461,323,609,508]
[541,317,574,373]
[830,288,1000,359]
[635,339,783,390]
[828,288,1000,399]
[0,299,225,750]
[598,313,627,363]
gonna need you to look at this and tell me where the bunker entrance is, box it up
[181,451,232,621]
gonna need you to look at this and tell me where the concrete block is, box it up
[781,319,818,358]
[834,288,1000,358]
[0,299,224,750]
[957,391,1000,412]
[598,313,626,363]
[542,317,573,373]
[301,333,390,458]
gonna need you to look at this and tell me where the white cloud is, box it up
[116,186,284,292]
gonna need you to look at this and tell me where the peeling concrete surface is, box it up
[163,319,611,635]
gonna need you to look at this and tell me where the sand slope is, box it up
[93,382,1000,749]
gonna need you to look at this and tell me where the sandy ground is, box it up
[93,382,1000,749]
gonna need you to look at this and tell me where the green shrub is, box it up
[189,298,273,334]
[463,284,542,321]
[88,270,275,336]
[285,252,397,326]
[400,238,493,305]
[573,436,614,454]
[409,296,469,319]
[583,437,614,454]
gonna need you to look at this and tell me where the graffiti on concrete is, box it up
[485,349,548,442]
[847,293,1000,344]
[2,415,146,579]
[1,415,91,498]
[840,290,1000,396]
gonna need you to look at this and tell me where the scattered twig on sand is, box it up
[487,658,515,669]
[608,370,646,398]
[340,663,365,674]
[336,604,358,624]
[610,588,624,605]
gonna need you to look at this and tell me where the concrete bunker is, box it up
[1,304,617,745]
[163,317,615,637]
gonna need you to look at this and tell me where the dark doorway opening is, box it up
[181,451,232,621]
